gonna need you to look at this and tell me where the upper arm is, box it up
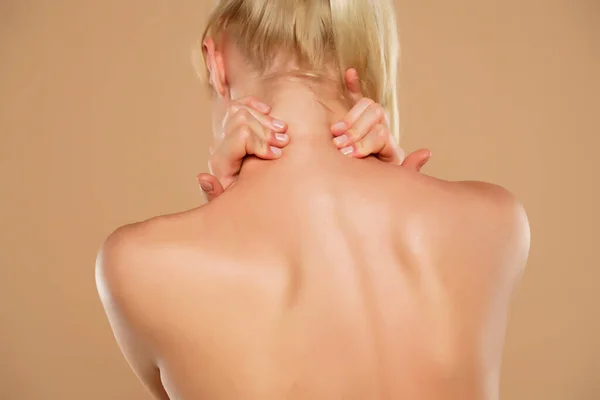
[95,224,170,400]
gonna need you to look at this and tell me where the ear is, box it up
[203,37,227,96]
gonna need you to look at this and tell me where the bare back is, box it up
[98,153,528,400]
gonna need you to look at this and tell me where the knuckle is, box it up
[346,128,359,140]
[229,103,241,114]
[234,108,251,123]
[261,128,273,141]
[253,138,267,154]
[353,141,366,155]
[260,142,270,155]
[237,125,252,140]
[360,97,375,107]
[376,124,389,140]
[371,103,385,120]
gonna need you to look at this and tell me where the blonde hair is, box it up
[195,0,401,141]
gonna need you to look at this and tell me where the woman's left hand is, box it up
[331,68,431,168]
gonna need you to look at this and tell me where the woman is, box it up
[96,1,529,399]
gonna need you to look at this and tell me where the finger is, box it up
[330,97,375,136]
[344,68,363,103]
[212,124,281,177]
[196,173,225,202]
[208,125,254,182]
[401,149,432,171]
[209,112,287,185]
[227,108,290,148]
[341,124,402,164]
[234,96,271,114]
[245,127,284,159]
[333,102,386,148]
[227,105,288,134]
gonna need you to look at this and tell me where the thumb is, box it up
[344,68,363,103]
[197,173,225,202]
[401,149,432,172]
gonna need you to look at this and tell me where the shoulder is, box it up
[95,218,162,309]
[94,216,188,400]
[95,209,207,308]
[400,176,530,281]
[405,174,529,238]
[444,180,531,274]
[453,181,529,233]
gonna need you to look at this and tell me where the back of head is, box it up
[196,0,401,141]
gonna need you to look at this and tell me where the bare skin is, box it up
[196,67,431,201]
[96,37,530,400]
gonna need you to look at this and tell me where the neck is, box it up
[234,73,352,180]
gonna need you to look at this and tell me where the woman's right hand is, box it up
[197,96,289,201]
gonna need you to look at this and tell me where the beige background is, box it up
[1,0,598,399]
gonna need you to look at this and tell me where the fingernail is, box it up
[334,135,348,146]
[273,120,286,130]
[331,121,346,131]
[340,146,353,155]
[270,146,282,157]
[199,181,213,192]
[275,133,288,142]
